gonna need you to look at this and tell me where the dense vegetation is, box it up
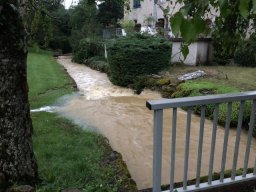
[72,39,105,63]
[108,34,172,86]
[28,51,137,192]
[171,81,253,127]
[23,0,124,54]
[234,36,256,67]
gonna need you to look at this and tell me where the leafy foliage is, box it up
[30,9,53,48]
[234,37,256,67]
[72,38,104,63]
[48,36,72,54]
[86,56,109,73]
[170,0,255,61]
[107,34,172,86]
[97,0,124,27]
[69,0,101,48]
[172,81,252,126]
[24,0,72,52]
[118,19,136,35]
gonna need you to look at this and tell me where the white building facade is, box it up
[124,0,217,65]
[124,0,181,28]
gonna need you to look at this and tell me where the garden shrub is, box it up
[107,34,172,86]
[171,81,253,127]
[49,36,72,54]
[72,38,104,63]
[86,56,109,73]
[234,39,256,67]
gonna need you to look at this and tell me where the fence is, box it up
[146,91,256,192]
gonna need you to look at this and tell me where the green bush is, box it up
[86,56,109,73]
[49,36,72,54]
[171,81,254,127]
[72,39,104,63]
[107,34,172,86]
[234,39,256,67]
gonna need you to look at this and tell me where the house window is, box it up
[133,0,141,8]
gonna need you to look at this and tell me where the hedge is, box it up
[234,39,256,67]
[49,36,72,54]
[107,34,172,86]
[72,38,104,64]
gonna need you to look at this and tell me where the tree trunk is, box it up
[0,1,38,190]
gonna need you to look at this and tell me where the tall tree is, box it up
[97,0,124,27]
[0,1,38,190]
[69,0,100,48]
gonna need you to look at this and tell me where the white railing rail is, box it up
[146,91,256,192]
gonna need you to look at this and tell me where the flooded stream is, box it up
[56,56,256,190]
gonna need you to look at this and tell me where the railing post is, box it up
[231,101,245,180]
[208,104,219,184]
[243,100,256,177]
[170,108,177,192]
[220,102,232,182]
[196,106,206,187]
[153,109,163,192]
[183,109,192,189]
[147,91,256,192]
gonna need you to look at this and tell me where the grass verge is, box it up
[167,65,256,91]
[28,52,75,109]
[28,52,137,191]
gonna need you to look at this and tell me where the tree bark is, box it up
[0,1,38,189]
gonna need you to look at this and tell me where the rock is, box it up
[7,185,35,192]
[178,70,206,81]
[151,74,161,79]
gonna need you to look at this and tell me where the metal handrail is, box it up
[147,91,256,192]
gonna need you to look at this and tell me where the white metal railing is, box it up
[146,91,256,192]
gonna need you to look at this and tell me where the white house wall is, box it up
[124,0,182,26]
[124,0,218,27]
[172,42,198,65]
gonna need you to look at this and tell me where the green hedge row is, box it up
[234,39,256,67]
[107,34,172,86]
[72,38,104,63]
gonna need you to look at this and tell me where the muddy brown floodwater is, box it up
[56,56,256,190]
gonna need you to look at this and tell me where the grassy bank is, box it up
[28,53,75,109]
[153,65,256,132]
[167,65,256,91]
[27,52,137,191]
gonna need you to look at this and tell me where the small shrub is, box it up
[234,39,256,67]
[118,19,135,35]
[171,81,253,127]
[49,36,72,54]
[72,39,104,63]
[86,56,109,73]
[107,34,172,86]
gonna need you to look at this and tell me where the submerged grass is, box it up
[28,52,137,191]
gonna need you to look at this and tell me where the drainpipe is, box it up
[152,0,158,32]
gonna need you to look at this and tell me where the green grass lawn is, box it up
[28,52,137,192]
[28,53,74,109]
